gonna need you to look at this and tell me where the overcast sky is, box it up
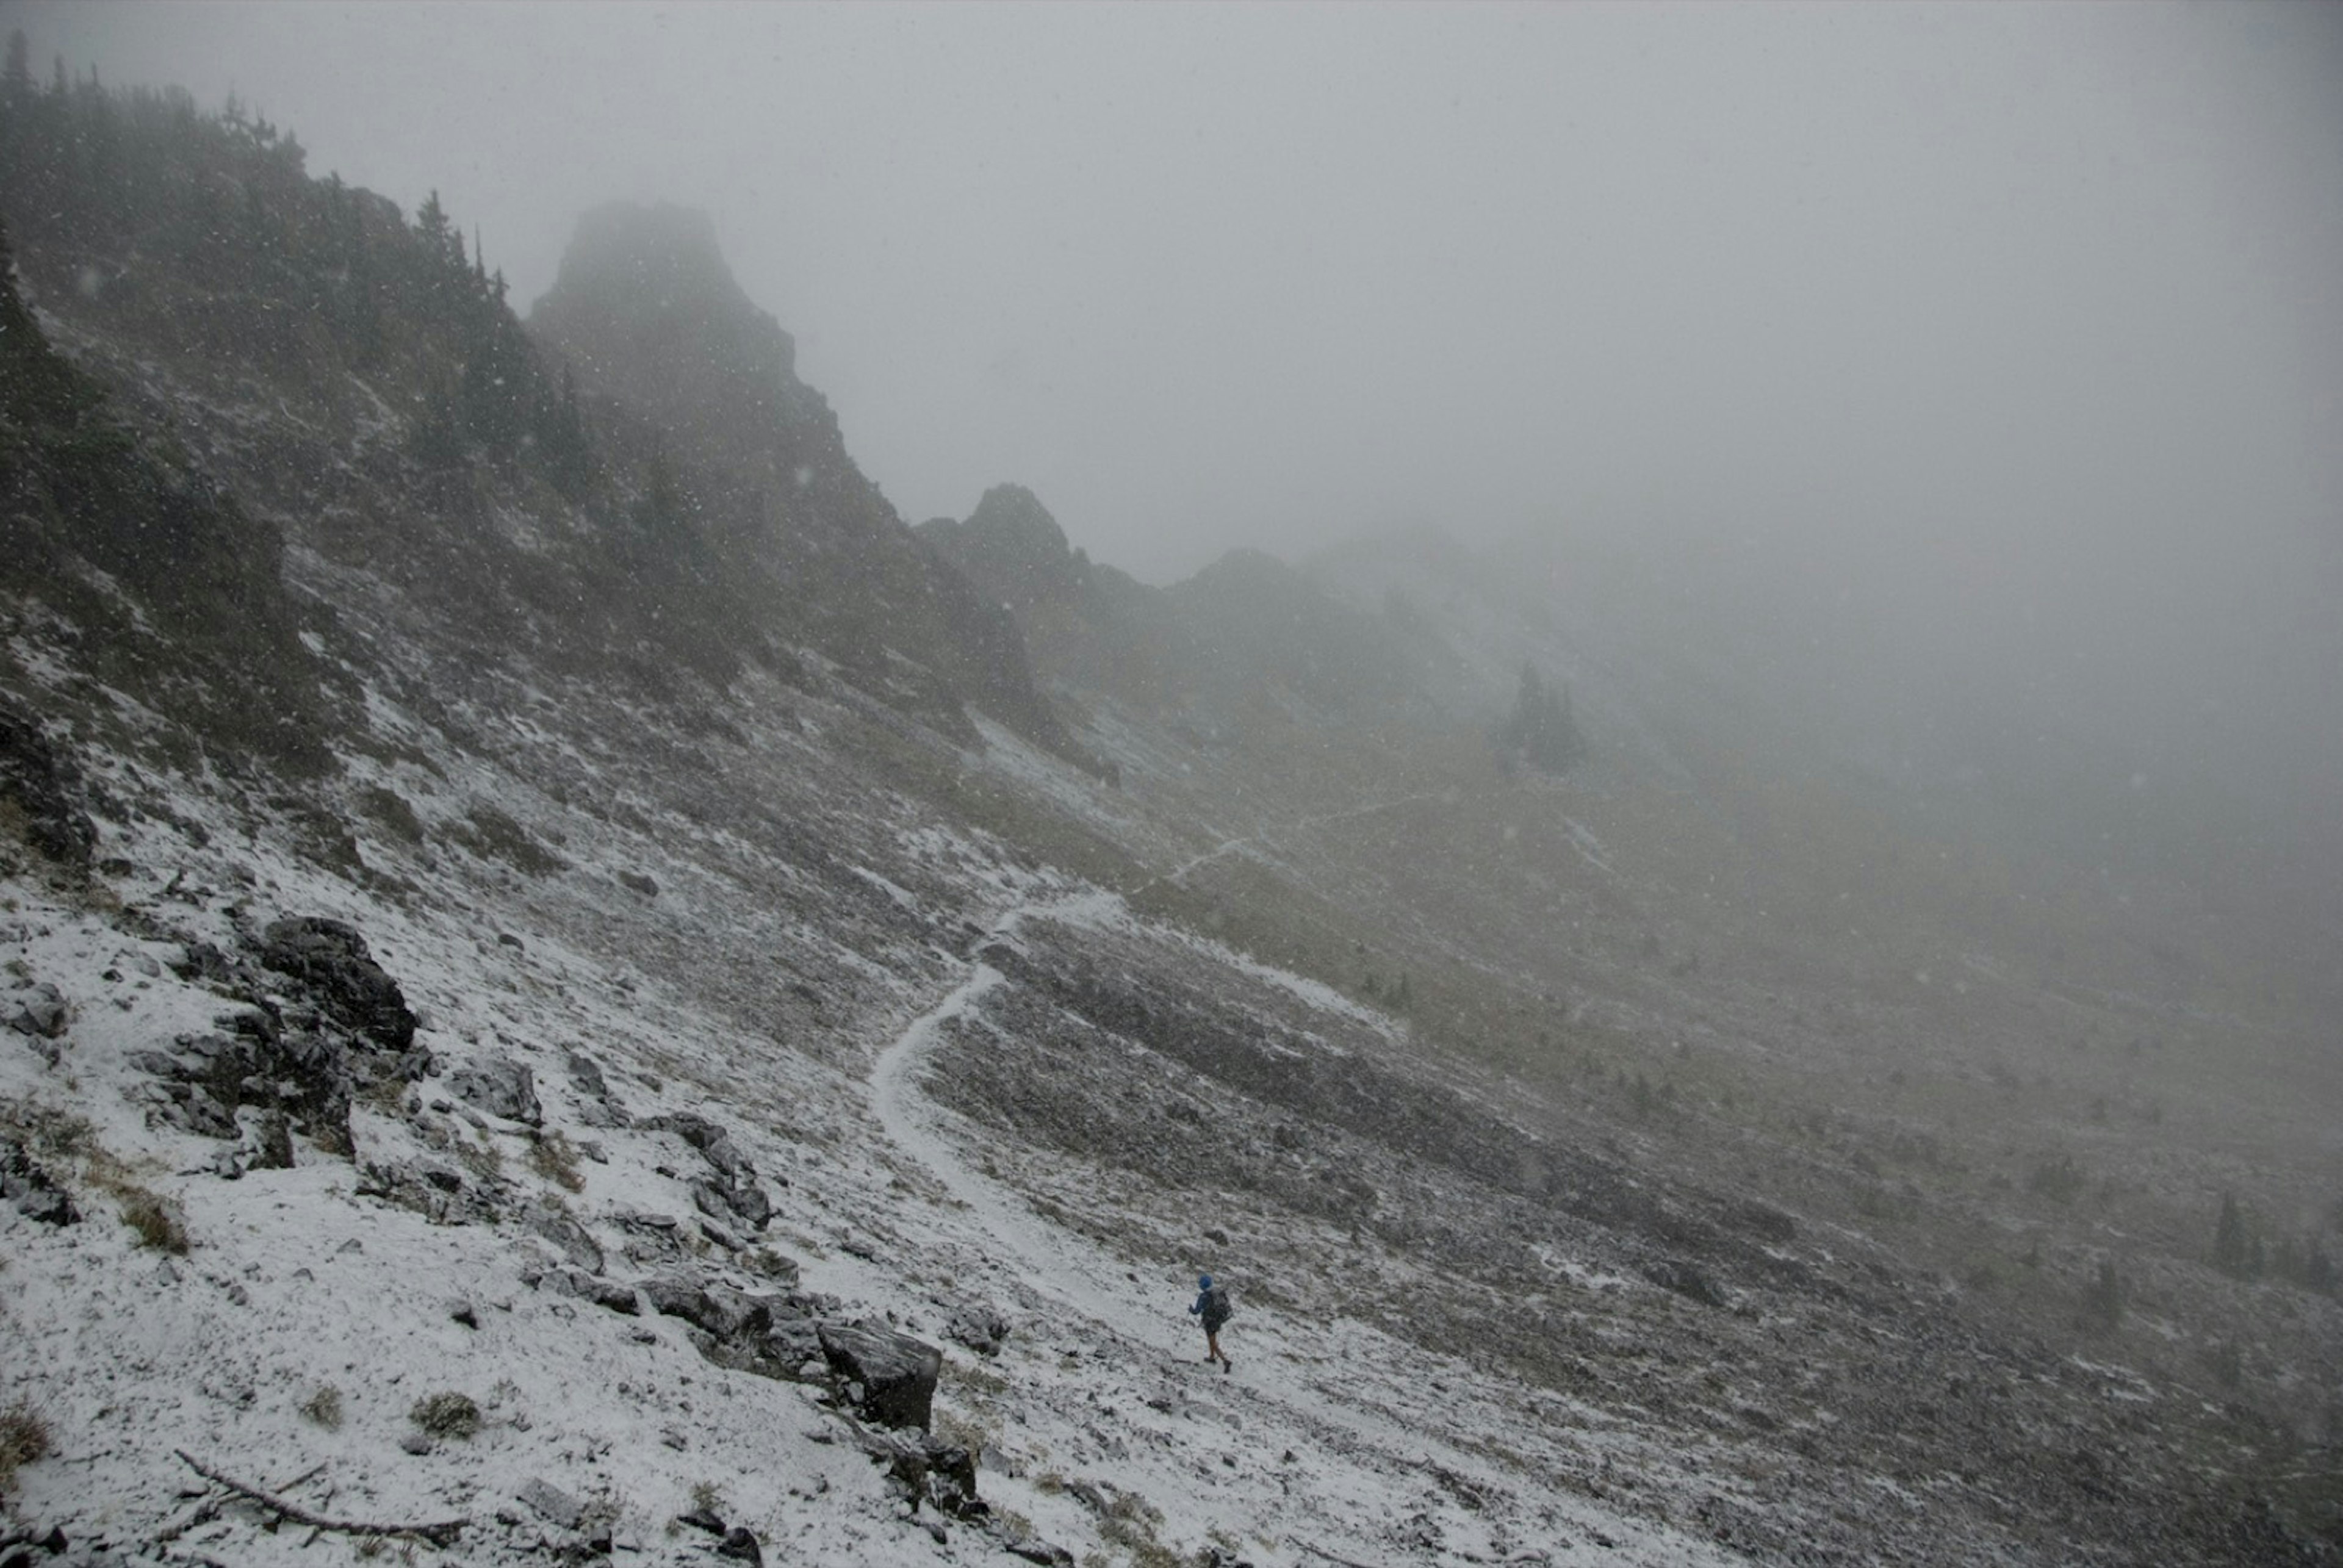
[14,0,2343,838]
[20,2,2339,583]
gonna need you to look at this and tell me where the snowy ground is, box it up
[1,674,1757,1567]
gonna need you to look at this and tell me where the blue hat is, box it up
[1198,1273,1212,1289]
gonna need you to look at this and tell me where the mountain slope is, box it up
[0,68,2335,1568]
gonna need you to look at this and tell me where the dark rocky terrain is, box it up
[1,66,2336,1568]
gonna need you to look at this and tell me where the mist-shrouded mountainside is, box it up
[1,68,2338,1568]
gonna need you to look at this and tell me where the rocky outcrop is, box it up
[530,204,1088,766]
[0,708,98,874]
[254,918,422,1059]
[641,1112,772,1232]
[921,486,1202,721]
[130,1010,356,1160]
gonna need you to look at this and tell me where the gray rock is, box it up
[8,984,68,1040]
[818,1322,942,1432]
[520,1201,603,1273]
[447,1056,540,1125]
[1,1140,78,1225]
[400,1431,434,1455]
[714,1526,764,1564]
[516,1477,584,1530]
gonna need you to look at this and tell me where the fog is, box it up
[18,0,2343,869]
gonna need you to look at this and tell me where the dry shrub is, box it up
[118,1187,189,1254]
[526,1130,585,1193]
[0,1401,51,1497]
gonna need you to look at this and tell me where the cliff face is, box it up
[531,204,1084,761]
[528,202,830,499]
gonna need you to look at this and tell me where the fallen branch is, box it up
[172,1451,466,1547]
[1293,1542,1391,1568]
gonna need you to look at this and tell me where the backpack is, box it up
[1203,1283,1233,1329]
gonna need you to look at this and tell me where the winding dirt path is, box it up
[862,879,1731,1568]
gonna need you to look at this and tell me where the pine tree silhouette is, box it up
[1497,662,1588,775]
[3,30,33,106]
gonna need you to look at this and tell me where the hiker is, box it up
[1189,1273,1233,1372]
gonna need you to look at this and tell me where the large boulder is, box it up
[818,1322,942,1432]
[255,917,419,1055]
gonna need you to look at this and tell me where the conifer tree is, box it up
[3,30,32,105]
[415,189,453,268]
[2081,1260,2124,1330]
[2213,1191,2257,1276]
[1497,662,1589,775]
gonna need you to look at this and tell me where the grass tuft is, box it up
[408,1391,481,1440]
[300,1384,345,1429]
[526,1129,586,1193]
[0,1401,51,1497]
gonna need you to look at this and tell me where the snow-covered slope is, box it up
[1,671,1756,1568]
